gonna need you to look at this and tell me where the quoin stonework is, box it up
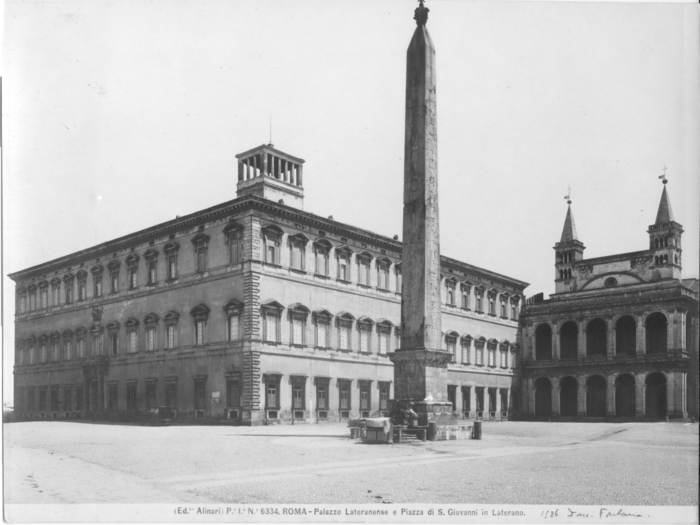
[518,184,699,421]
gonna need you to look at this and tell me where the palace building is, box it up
[10,143,528,425]
[517,183,699,421]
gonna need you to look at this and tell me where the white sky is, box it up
[2,0,699,404]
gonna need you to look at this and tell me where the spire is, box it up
[560,203,579,243]
[654,184,675,225]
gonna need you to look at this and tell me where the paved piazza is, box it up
[4,421,697,506]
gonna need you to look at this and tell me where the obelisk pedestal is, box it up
[388,1,454,428]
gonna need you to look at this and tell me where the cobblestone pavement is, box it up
[4,420,697,505]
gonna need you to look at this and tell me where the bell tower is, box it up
[648,178,683,279]
[554,198,585,293]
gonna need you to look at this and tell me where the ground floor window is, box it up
[126,382,138,411]
[447,385,457,411]
[462,387,471,413]
[50,386,60,411]
[63,386,72,412]
[194,380,207,410]
[27,389,36,412]
[359,382,371,411]
[75,386,84,411]
[165,381,178,408]
[338,380,351,411]
[107,383,118,410]
[317,384,328,410]
[146,381,157,409]
[379,383,390,410]
[227,379,241,408]
[39,388,47,411]
[291,376,307,411]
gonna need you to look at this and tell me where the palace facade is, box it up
[518,185,699,421]
[10,144,528,425]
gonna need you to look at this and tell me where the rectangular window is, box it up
[511,303,518,320]
[111,271,119,293]
[379,386,389,410]
[489,297,495,315]
[488,348,496,367]
[395,268,402,292]
[447,286,455,306]
[167,325,177,349]
[359,329,370,353]
[476,346,483,365]
[129,266,138,289]
[292,319,304,345]
[107,384,118,410]
[227,380,241,407]
[128,331,138,353]
[196,246,207,273]
[77,339,85,358]
[78,280,86,301]
[461,342,470,364]
[195,321,206,346]
[377,265,389,289]
[30,292,36,310]
[229,236,240,264]
[462,289,470,309]
[266,381,279,409]
[291,244,304,270]
[126,383,137,411]
[66,341,74,361]
[51,387,60,411]
[65,285,73,304]
[340,385,350,410]
[110,334,119,355]
[94,279,102,297]
[228,316,240,341]
[194,381,206,410]
[500,350,507,368]
[93,335,103,356]
[378,332,388,354]
[264,315,278,343]
[148,260,157,285]
[168,256,178,280]
[447,339,456,360]
[316,251,328,276]
[19,295,26,313]
[145,382,156,409]
[293,385,303,409]
[266,244,277,265]
[338,257,349,281]
[360,387,370,410]
[40,288,48,308]
[52,286,60,305]
[358,260,370,285]
[52,343,60,362]
[165,382,177,408]
[146,328,156,351]
[339,326,350,350]
[476,295,482,312]
[316,384,328,410]
[316,322,328,347]
[501,302,506,317]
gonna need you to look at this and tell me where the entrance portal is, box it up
[645,373,667,419]
[586,375,606,417]
[615,374,635,417]
[559,376,578,417]
[534,377,552,418]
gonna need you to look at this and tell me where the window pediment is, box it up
[223,221,244,236]
[445,330,459,341]
[289,233,309,246]
[26,336,37,344]
[91,265,104,276]
[376,319,394,333]
[143,313,160,325]
[260,300,284,316]
[191,233,210,247]
[62,329,74,339]
[312,309,333,324]
[27,284,37,292]
[50,331,61,341]
[357,251,373,262]
[357,316,375,328]
[38,280,48,289]
[107,321,121,332]
[143,249,159,261]
[107,260,121,270]
[124,317,140,329]
[76,270,87,280]
[313,239,333,252]
[461,334,473,343]
[336,311,355,327]
[125,254,140,265]
[163,311,181,324]
[74,327,87,337]
[163,242,180,254]
[223,299,244,315]
[510,295,521,304]
[189,304,211,320]
[288,303,310,320]
[261,224,284,240]
[336,246,353,258]
[50,277,61,286]
[90,324,104,334]
[16,338,26,348]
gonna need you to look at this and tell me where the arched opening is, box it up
[645,373,667,419]
[534,377,552,418]
[586,375,606,417]
[614,374,636,417]
[559,376,578,417]
[535,324,552,361]
[645,313,667,354]
[586,318,607,356]
[560,321,578,360]
[615,316,636,355]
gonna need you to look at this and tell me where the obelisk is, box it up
[389,0,453,425]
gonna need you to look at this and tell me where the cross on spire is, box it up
[414,0,429,25]
[659,164,668,184]
[564,185,572,204]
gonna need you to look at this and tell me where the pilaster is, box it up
[606,375,615,417]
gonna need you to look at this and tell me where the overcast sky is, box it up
[3,0,699,403]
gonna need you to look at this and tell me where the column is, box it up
[606,375,615,417]
[679,310,687,351]
[454,386,462,414]
[245,158,250,180]
[238,161,244,182]
[483,388,489,418]
[606,319,615,360]
[552,325,560,362]
[551,377,560,418]
[297,164,303,186]
[666,310,675,353]
[577,376,586,417]
[677,373,687,417]
[635,314,645,356]
[635,372,645,419]
[469,385,476,417]
[262,152,269,176]
[578,320,586,359]
[495,388,502,419]
[666,372,676,418]
[528,379,536,417]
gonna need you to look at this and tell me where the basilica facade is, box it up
[10,144,527,426]
[517,185,698,421]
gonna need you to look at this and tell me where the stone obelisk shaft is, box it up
[401,12,441,354]
[390,4,452,410]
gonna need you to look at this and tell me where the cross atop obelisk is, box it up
[389,1,453,420]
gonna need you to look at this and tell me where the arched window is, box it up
[559,376,577,417]
[559,321,578,360]
[615,316,636,355]
[535,324,552,361]
[586,318,607,356]
[534,377,552,418]
[585,375,606,417]
[604,277,617,288]
[615,374,635,417]
[645,313,667,354]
